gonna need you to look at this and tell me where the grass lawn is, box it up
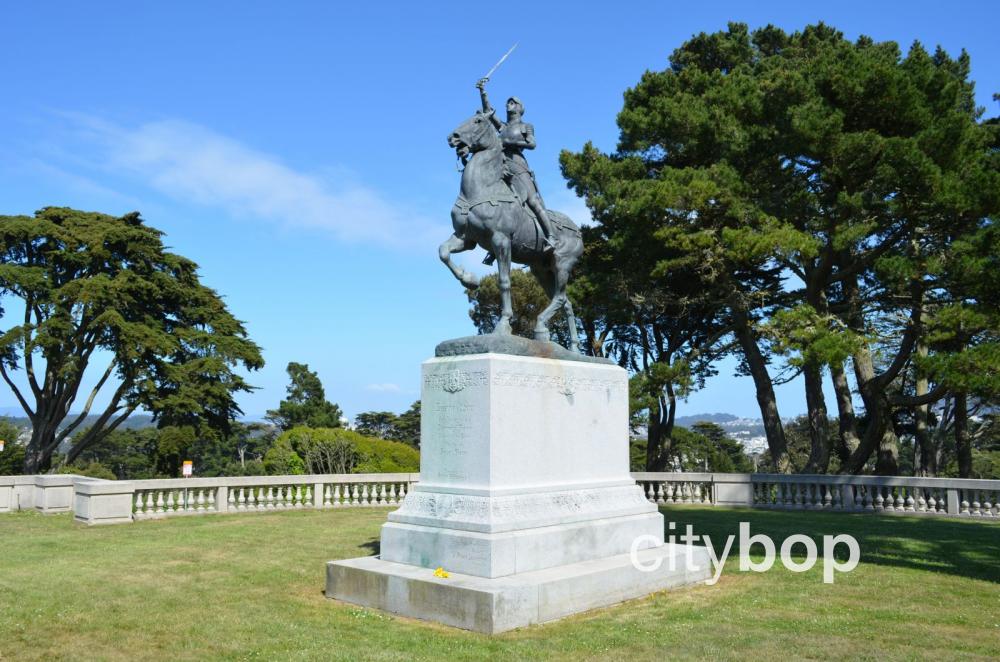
[1,506,997,661]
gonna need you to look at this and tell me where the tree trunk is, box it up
[24,422,58,474]
[954,390,972,478]
[841,345,899,475]
[803,363,831,473]
[913,342,934,476]
[829,360,861,463]
[645,387,677,471]
[732,307,789,472]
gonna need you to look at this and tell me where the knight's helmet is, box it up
[506,96,525,115]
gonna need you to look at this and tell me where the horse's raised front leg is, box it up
[438,234,480,289]
[491,231,513,335]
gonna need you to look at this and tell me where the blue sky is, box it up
[1,1,998,422]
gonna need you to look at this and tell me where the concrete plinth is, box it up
[326,347,708,632]
[327,544,712,634]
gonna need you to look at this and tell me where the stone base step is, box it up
[326,543,712,634]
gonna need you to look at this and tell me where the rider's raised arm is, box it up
[477,78,503,129]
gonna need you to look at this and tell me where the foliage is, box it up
[467,269,573,346]
[262,435,306,475]
[55,460,117,480]
[353,411,398,439]
[266,362,343,430]
[0,207,264,473]
[265,426,420,475]
[0,416,25,475]
[561,23,1000,476]
[352,435,420,473]
[632,424,751,473]
[353,401,421,448]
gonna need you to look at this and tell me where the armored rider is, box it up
[477,78,556,252]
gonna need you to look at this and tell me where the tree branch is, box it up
[0,362,35,419]
[892,383,949,408]
[55,361,117,444]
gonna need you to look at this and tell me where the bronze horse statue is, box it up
[440,110,583,351]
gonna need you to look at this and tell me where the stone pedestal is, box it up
[326,345,710,633]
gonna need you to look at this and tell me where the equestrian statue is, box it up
[439,69,584,352]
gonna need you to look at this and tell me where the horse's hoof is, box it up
[494,320,512,335]
[462,276,480,290]
[533,330,549,342]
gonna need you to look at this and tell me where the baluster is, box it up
[350,484,359,505]
[327,485,336,507]
[874,488,885,511]
[679,482,689,503]
[165,490,175,513]
[207,490,216,511]
[134,492,144,515]
[822,484,832,508]
[376,483,386,506]
[389,483,398,505]
[894,490,905,511]
[196,489,205,511]
[960,491,970,515]
[926,490,937,513]
[236,488,245,511]
[364,484,373,505]
[400,482,408,500]
[904,488,915,512]
[228,489,236,511]
[303,486,312,508]
[692,483,702,503]
[916,488,927,512]
[262,487,271,509]
[644,482,653,502]
[883,488,894,511]
[971,491,982,516]
[981,492,993,517]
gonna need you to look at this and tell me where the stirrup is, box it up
[482,252,496,266]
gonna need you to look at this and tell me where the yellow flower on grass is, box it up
[433,567,450,578]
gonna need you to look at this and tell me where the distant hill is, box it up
[674,413,769,454]
[0,412,156,431]
[674,413,739,426]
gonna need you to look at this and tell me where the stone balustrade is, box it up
[0,474,80,514]
[2,471,997,524]
[75,473,419,525]
[635,472,1000,518]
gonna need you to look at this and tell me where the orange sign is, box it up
[182,460,193,477]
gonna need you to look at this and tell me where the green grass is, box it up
[1,506,997,661]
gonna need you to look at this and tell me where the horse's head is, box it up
[447,111,499,160]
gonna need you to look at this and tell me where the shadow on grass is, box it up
[360,538,380,556]
[661,506,1000,584]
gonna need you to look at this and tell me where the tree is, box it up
[0,208,264,473]
[354,411,398,439]
[467,269,574,346]
[265,362,343,430]
[0,417,25,475]
[562,23,999,475]
[394,400,421,448]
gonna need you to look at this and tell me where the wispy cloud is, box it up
[55,115,436,247]
[364,383,401,393]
